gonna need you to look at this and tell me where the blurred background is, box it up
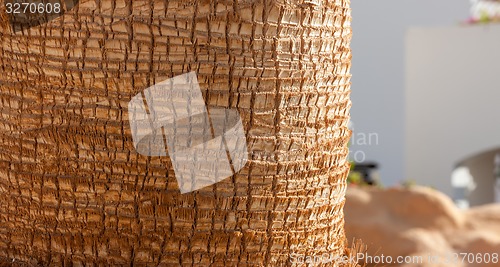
[346,1,500,266]
[348,0,500,207]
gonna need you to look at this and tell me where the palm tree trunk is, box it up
[0,0,352,265]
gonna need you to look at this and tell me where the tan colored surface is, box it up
[345,186,500,267]
[0,0,352,265]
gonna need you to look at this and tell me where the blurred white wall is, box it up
[350,1,470,187]
[406,25,500,196]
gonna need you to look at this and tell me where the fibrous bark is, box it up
[0,0,352,265]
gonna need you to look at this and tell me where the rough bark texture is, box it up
[0,0,352,265]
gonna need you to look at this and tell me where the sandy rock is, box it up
[465,204,500,233]
[345,185,500,267]
[402,229,452,256]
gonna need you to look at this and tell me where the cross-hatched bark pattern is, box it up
[0,0,352,265]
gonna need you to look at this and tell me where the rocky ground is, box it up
[345,186,500,267]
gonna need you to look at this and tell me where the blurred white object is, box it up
[470,0,500,20]
[452,167,476,190]
[456,199,470,209]
[452,167,476,209]
[406,25,500,199]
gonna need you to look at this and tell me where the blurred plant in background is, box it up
[468,0,500,24]
[347,163,364,186]
[347,162,382,187]
[400,179,417,189]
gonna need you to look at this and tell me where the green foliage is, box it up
[401,179,416,189]
[347,171,363,185]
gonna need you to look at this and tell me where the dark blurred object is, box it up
[352,162,379,186]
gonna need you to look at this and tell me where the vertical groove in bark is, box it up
[0,0,352,265]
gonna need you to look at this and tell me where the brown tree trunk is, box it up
[0,0,352,265]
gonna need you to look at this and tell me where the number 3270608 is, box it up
[5,2,62,14]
